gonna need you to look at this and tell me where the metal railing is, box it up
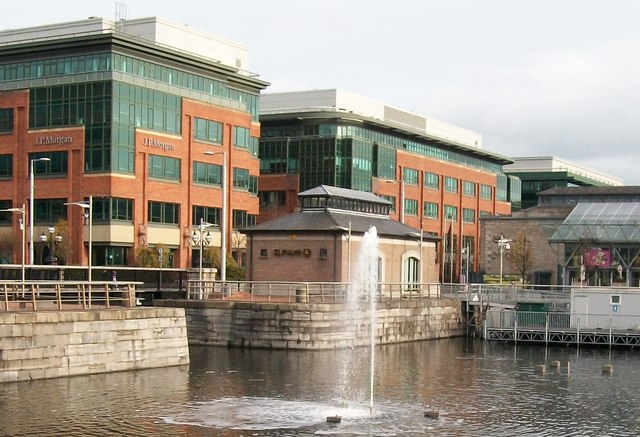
[0,280,143,311]
[464,283,573,310]
[185,281,445,303]
[485,309,640,331]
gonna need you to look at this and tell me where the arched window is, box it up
[406,256,420,289]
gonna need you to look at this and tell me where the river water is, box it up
[1,338,639,436]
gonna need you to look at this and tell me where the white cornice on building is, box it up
[260,89,483,150]
[505,156,623,186]
[0,16,250,72]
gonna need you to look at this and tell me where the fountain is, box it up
[338,225,379,415]
[163,226,442,434]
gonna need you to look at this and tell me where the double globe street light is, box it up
[192,218,213,298]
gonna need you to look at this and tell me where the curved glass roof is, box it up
[550,202,640,243]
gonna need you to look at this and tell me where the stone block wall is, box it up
[0,308,189,383]
[168,298,465,349]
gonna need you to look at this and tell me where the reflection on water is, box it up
[1,338,640,436]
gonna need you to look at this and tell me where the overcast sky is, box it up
[3,1,639,184]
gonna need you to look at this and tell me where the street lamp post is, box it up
[40,225,62,265]
[65,196,92,284]
[383,178,404,224]
[498,235,511,284]
[0,204,26,287]
[192,218,213,298]
[203,150,227,282]
[29,157,51,265]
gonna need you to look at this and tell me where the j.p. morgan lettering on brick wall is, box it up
[143,137,176,152]
[35,136,73,145]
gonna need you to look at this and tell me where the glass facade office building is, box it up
[0,17,267,268]
[258,90,518,281]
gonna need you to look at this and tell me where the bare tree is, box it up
[510,234,534,284]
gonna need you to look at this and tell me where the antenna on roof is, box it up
[115,2,128,30]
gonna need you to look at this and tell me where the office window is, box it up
[234,126,250,148]
[92,197,133,221]
[0,154,12,178]
[403,167,419,185]
[463,208,476,224]
[480,184,493,200]
[423,202,438,219]
[232,210,257,228]
[444,205,458,221]
[148,155,180,180]
[193,161,222,185]
[28,151,68,176]
[404,198,418,216]
[34,198,67,223]
[194,117,223,143]
[444,176,458,193]
[425,172,439,189]
[0,200,11,223]
[233,168,252,191]
[0,108,13,133]
[463,181,476,197]
[192,206,220,226]
[148,201,179,224]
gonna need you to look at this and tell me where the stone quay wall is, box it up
[160,298,465,349]
[0,308,190,383]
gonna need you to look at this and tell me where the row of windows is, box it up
[261,121,502,174]
[113,54,260,120]
[401,168,494,200]
[0,197,255,229]
[0,197,134,223]
[15,150,257,193]
[0,52,260,120]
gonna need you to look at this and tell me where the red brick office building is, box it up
[0,17,267,270]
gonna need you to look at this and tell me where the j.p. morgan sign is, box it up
[35,136,73,145]
[143,137,176,152]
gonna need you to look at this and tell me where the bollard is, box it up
[602,364,613,375]
[535,364,546,374]
[551,360,560,369]
[424,409,439,419]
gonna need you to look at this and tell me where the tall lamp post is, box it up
[191,218,213,298]
[65,196,92,284]
[0,204,26,286]
[498,235,511,284]
[29,157,51,265]
[384,178,404,224]
[203,150,227,282]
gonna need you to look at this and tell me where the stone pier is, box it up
[160,298,465,349]
[0,308,189,383]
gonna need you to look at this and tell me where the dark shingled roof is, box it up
[242,209,439,241]
[298,185,392,206]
